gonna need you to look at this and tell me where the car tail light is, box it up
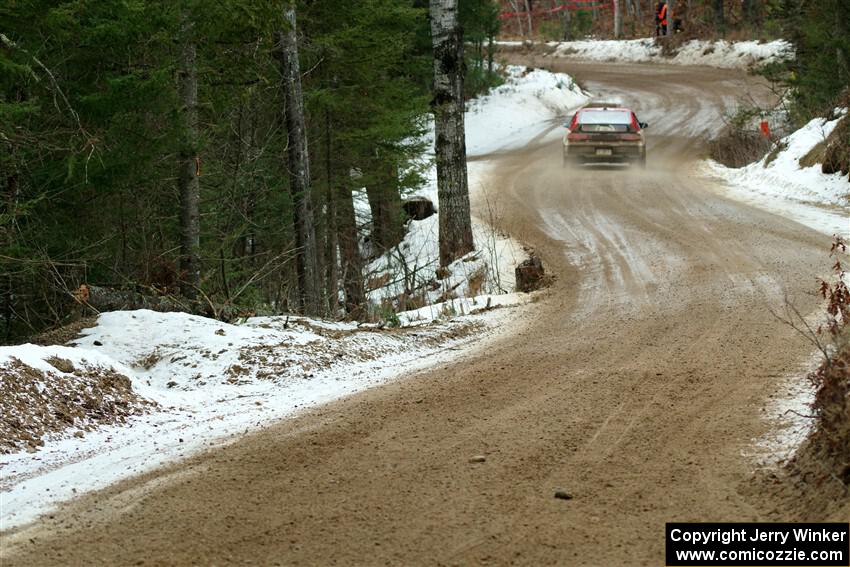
[619,133,641,141]
[567,133,589,141]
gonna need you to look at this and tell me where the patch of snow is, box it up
[396,293,530,327]
[672,39,792,69]
[0,304,528,531]
[548,38,661,63]
[464,65,589,156]
[367,161,527,309]
[703,115,850,237]
[747,355,818,468]
[0,344,131,378]
[502,38,793,70]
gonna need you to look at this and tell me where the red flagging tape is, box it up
[498,1,613,19]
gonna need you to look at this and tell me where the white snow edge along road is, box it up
[704,115,848,467]
[497,38,793,70]
[703,113,849,238]
[0,65,588,531]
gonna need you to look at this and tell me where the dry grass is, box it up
[709,125,772,168]
[798,139,827,168]
[764,140,788,167]
[28,316,98,347]
[821,114,850,176]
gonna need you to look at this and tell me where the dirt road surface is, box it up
[2,59,845,566]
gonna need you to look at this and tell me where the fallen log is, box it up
[74,284,192,313]
[73,284,241,321]
[402,196,436,221]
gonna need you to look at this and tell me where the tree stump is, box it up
[515,255,545,293]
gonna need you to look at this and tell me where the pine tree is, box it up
[277,2,322,316]
[300,0,430,314]
[0,0,440,338]
[177,9,201,299]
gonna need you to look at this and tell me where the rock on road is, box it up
[2,58,845,566]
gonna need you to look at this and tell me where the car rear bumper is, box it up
[564,143,645,162]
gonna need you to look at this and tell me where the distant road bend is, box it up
[2,58,842,566]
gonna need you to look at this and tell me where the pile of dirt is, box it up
[0,356,154,453]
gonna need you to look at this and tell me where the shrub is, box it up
[709,126,773,167]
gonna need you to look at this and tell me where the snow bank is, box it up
[464,65,589,156]
[671,39,793,69]
[548,38,659,63]
[415,65,588,160]
[749,363,817,467]
[502,38,794,70]
[0,305,524,530]
[705,115,850,236]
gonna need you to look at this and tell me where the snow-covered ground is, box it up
[1,64,588,531]
[499,38,793,70]
[0,306,526,530]
[464,65,589,156]
[703,114,850,237]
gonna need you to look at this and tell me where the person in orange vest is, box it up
[655,0,668,36]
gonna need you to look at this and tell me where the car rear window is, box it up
[578,110,633,133]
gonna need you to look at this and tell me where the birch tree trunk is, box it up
[430,0,474,268]
[523,0,534,38]
[613,0,623,38]
[277,3,322,316]
[177,12,201,300]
